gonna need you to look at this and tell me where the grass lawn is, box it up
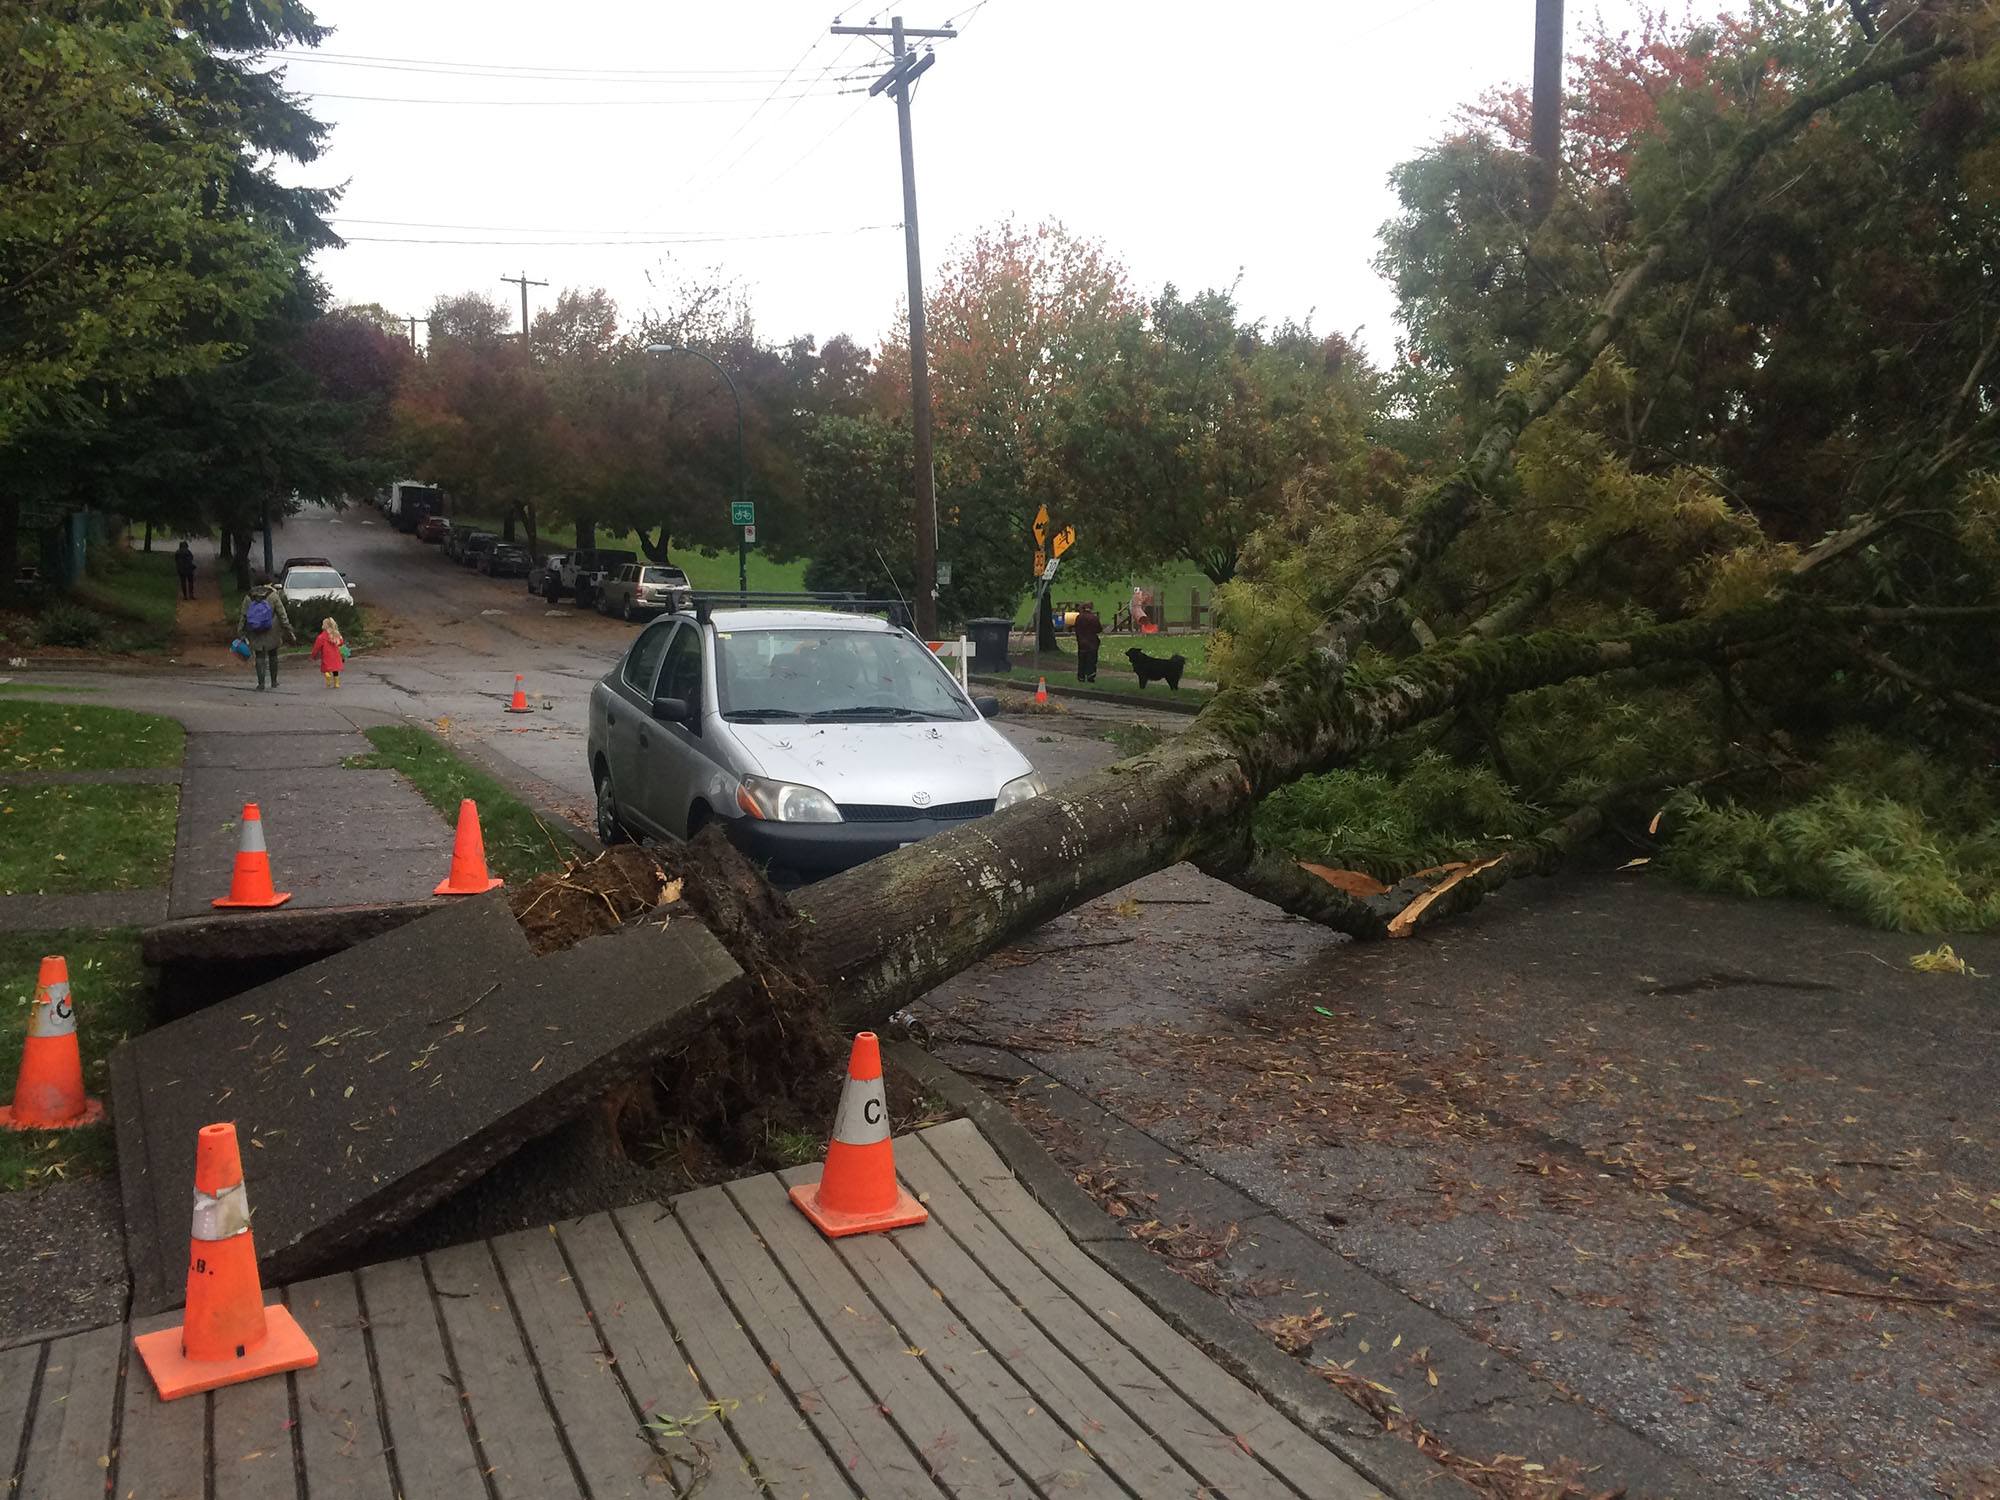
[983,664,1212,706]
[347,724,573,882]
[70,547,182,652]
[0,700,185,771]
[0,784,179,896]
[1099,632,1212,677]
[0,684,100,697]
[0,929,149,1190]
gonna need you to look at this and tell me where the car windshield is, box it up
[284,569,344,591]
[715,626,973,722]
[640,568,683,584]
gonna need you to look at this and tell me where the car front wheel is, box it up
[596,773,629,845]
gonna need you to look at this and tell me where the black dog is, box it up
[1126,647,1186,690]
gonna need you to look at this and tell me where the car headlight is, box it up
[737,776,842,823]
[996,771,1046,811]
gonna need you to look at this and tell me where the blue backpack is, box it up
[246,598,274,633]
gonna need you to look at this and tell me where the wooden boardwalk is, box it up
[1,1120,1378,1499]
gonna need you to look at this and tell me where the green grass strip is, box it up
[347,724,572,881]
[0,784,178,896]
[0,700,185,771]
[0,929,149,1191]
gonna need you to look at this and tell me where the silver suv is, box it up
[596,563,692,621]
[586,609,1038,879]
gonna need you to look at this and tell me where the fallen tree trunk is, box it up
[792,39,1960,1031]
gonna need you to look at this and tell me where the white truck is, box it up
[381,480,441,534]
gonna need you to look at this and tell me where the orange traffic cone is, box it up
[789,1032,928,1238]
[211,803,291,909]
[0,956,104,1131]
[434,799,504,895]
[505,673,532,713]
[133,1123,317,1400]
[1035,677,1049,704]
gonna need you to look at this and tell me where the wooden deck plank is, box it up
[727,1175,1033,1500]
[0,1341,45,1493]
[357,1257,486,1500]
[551,1212,762,1500]
[18,1323,123,1500]
[899,1132,1295,1498]
[771,1168,1123,1500]
[917,1120,1376,1498]
[850,1178,1207,1500]
[614,1201,860,1500]
[112,1313,204,1500]
[488,1222,668,1498]
[285,1275,394,1500]
[676,1185,947,1500]
[427,1240,581,1500]
[210,1353,299,1500]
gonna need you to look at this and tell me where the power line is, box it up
[695,35,866,190]
[761,94,872,188]
[335,222,902,248]
[265,48,823,78]
[304,87,855,106]
[267,53,814,82]
[674,29,828,190]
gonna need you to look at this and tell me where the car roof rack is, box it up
[688,591,914,631]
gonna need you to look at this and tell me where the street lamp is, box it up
[644,343,748,597]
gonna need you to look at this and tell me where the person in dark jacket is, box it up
[174,542,196,600]
[1072,602,1103,683]
[236,582,296,691]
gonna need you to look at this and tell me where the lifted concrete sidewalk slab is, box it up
[112,894,747,1313]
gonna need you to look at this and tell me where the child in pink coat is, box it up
[309,618,347,687]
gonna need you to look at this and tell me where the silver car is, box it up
[586,609,1044,877]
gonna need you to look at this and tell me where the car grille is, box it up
[837,799,995,823]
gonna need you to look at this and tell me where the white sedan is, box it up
[279,565,354,608]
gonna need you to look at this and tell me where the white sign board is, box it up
[742,524,756,544]
[1040,557,1060,583]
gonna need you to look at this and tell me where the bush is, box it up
[32,602,109,648]
[1255,751,1540,880]
[295,598,367,649]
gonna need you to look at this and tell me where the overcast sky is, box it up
[277,1,1660,360]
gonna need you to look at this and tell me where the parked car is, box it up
[560,548,637,608]
[595,563,692,621]
[459,533,498,568]
[480,544,530,579]
[278,565,354,608]
[527,552,566,596]
[442,524,476,561]
[416,516,449,543]
[586,608,1036,879]
[280,555,332,573]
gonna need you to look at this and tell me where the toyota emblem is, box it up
[912,791,932,806]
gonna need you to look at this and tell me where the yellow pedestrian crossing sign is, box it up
[1051,525,1076,558]
[1032,505,1049,548]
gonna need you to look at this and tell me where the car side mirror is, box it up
[973,695,1001,717]
[652,695,691,724]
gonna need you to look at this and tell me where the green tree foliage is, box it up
[0,0,352,592]
[1217,2,2000,931]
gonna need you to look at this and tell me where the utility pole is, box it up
[404,314,429,353]
[833,13,956,638]
[1531,0,1564,221]
[500,270,548,351]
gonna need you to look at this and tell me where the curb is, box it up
[447,733,602,859]
[887,1040,1461,1500]
[968,673,1206,716]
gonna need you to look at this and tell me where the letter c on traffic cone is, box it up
[789,1032,928,1238]
[212,803,291,909]
[132,1122,318,1400]
[0,956,104,1131]
[434,799,504,895]
[506,673,532,713]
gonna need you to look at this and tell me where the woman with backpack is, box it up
[237,582,296,690]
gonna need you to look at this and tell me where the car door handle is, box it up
[605,709,617,725]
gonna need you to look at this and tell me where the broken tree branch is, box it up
[1465,529,1630,640]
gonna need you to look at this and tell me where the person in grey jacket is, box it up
[237,582,296,690]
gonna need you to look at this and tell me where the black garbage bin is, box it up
[967,617,1013,673]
